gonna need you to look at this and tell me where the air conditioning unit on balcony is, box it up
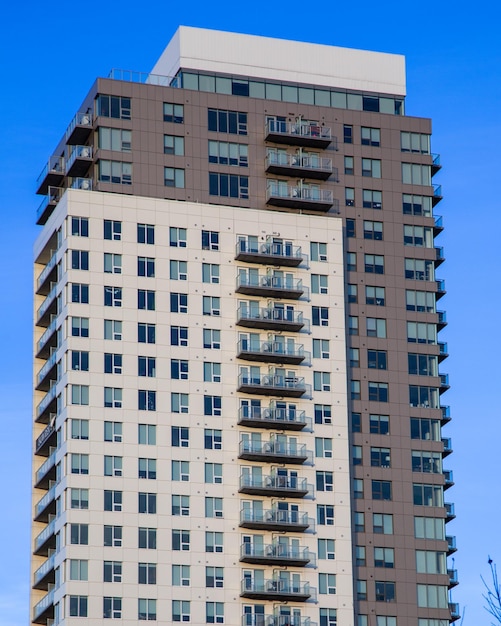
[81,147,91,158]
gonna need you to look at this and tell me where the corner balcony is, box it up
[236,273,304,299]
[70,176,93,191]
[35,421,57,456]
[34,515,57,556]
[438,341,449,362]
[432,184,443,206]
[265,152,334,181]
[34,447,57,489]
[235,240,303,266]
[36,251,58,295]
[431,153,442,176]
[36,187,64,226]
[435,246,445,267]
[242,614,316,626]
[237,305,306,333]
[33,585,55,624]
[434,215,444,235]
[436,279,446,299]
[449,602,460,622]
[265,120,332,148]
[443,469,454,490]
[448,568,459,588]
[239,473,311,498]
[442,437,453,458]
[241,578,314,602]
[36,383,58,423]
[238,405,309,431]
[36,156,65,195]
[66,145,93,177]
[266,182,335,212]
[240,542,313,567]
[240,507,313,532]
[36,350,58,391]
[239,439,310,464]
[36,316,58,359]
[439,373,450,392]
[237,339,307,365]
[437,310,447,330]
[445,502,456,522]
[237,372,307,397]
[66,111,93,145]
[36,283,58,327]
[441,405,451,425]
[446,535,457,555]
[34,481,57,522]
[33,550,56,590]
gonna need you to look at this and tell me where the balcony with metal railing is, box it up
[446,535,457,555]
[431,153,442,175]
[236,273,305,299]
[237,372,307,397]
[435,246,445,267]
[66,145,93,177]
[449,602,460,621]
[238,405,310,431]
[439,373,450,392]
[35,420,57,456]
[34,481,57,522]
[432,183,443,206]
[442,437,453,457]
[36,283,58,327]
[34,515,57,556]
[265,151,334,180]
[70,176,93,191]
[33,550,56,590]
[240,507,313,532]
[448,569,459,588]
[266,181,336,212]
[441,405,451,425]
[437,310,447,330]
[235,239,303,266]
[434,214,444,235]
[35,448,57,489]
[32,584,55,624]
[37,187,64,226]
[66,111,93,145]
[438,341,449,361]
[239,439,310,464]
[36,251,58,295]
[36,350,58,391]
[445,502,456,522]
[36,382,58,423]
[241,577,314,601]
[36,316,58,358]
[237,339,307,365]
[36,156,65,195]
[239,473,312,498]
[443,469,454,490]
[436,279,446,299]
[237,305,307,332]
[242,614,316,626]
[240,542,313,567]
[265,120,332,148]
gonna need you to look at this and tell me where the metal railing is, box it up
[266,182,333,204]
[35,448,57,485]
[36,282,58,322]
[236,239,303,261]
[236,273,304,294]
[34,515,56,552]
[266,119,331,141]
[37,316,58,355]
[238,405,309,428]
[237,339,306,359]
[239,473,311,494]
[238,373,306,393]
[239,439,309,460]
[237,305,306,328]
[240,542,313,563]
[266,151,332,173]
[37,156,64,187]
[240,507,313,529]
[33,586,55,621]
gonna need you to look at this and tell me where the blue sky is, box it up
[1,0,500,623]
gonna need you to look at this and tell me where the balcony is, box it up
[442,437,453,458]
[238,405,309,431]
[446,535,457,555]
[436,279,446,299]
[235,239,303,266]
[36,316,58,359]
[239,473,311,498]
[449,602,460,622]
[35,448,57,489]
[36,383,58,423]
[241,578,313,602]
[431,153,442,176]
[36,156,64,196]
[34,515,57,556]
[239,439,310,464]
[439,373,450,392]
[240,542,313,567]
[435,246,445,267]
[434,215,444,235]
[32,585,55,624]
[36,350,58,391]
[33,550,56,590]
[438,341,449,362]
[66,111,93,145]
[34,481,57,522]
[266,182,335,212]
[441,405,451,425]
[36,283,58,327]
[36,251,58,295]
[70,176,93,190]
[236,273,304,299]
[242,614,316,626]
[66,145,93,177]
[36,187,64,226]
[265,120,332,148]
[437,310,447,330]
[240,507,313,532]
[443,469,454,490]
[237,339,307,365]
[448,569,459,588]
[35,421,57,456]
[445,502,456,522]
[237,305,306,332]
[432,184,443,206]
[237,372,307,397]
[265,151,334,180]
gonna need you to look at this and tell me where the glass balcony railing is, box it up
[36,156,65,195]
[239,473,311,497]
[265,151,334,180]
[35,447,57,487]
[66,145,93,177]
[36,383,58,421]
[36,251,57,293]
[442,437,453,456]
[35,481,57,520]
[443,469,454,489]
[240,542,313,566]
[265,120,332,147]
[241,577,314,601]
[237,305,307,332]
[66,111,93,145]
[33,550,56,588]
[449,602,460,621]
[446,535,457,554]
[240,507,313,532]
[237,373,307,397]
[37,316,58,357]
[239,439,311,464]
[236,273,304,299]
[35,421,57,455]
[445,502,456,521]
[266,182,335,211]
[36,282,58,325]
[235,239,303,266]
[237,339,307,364]
[70,177,93,190]
[242,614,316,626]
[36,187,64,225]
[36,350,58,390]
[238,405,309,430]
[33,585,55,622]
[34,515,57,554]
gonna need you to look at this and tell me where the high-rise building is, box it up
[31,27,457,626]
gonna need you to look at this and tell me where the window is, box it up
[401,132,430,154]
[413,484,443,507]
[363,189,382,209]
[370,414,390,435]
[172,529,190,551]
[104,387,122,408]
[170,227,187,247]
[209,172,248,198]
[202,230,219,250]
[406,290,435,313]
[172,600,191,622]
[104,421,122,442]
[362,158,381,177]
[139,527,157,549]
[138,390,156,411]
[204,362,221,383]
[346,252,356,271]
[405,258,434,281]
[343,124,353,143]
[206,531,223,553]
[357,580,367,601]
[376,618,397,626]
[104,560,122,583]
[104,525,122,547]
[171,394,189,415]
[368,349,387,370]
[208,108,247,134]
[314,371,331,392]
[104,353,122,374]
[104,219,121,240]
[348,316,359,336]
[203,296,220,316]
[417,585,448,609]
[164,135,185,155]
[139,458,157,479]
[71,283,89,303]
[320,609,338,626]
[351,380,361,400]
[355,545,366,566]
[138,562,156,584]
[209,140,248,166]
[171,292,188,313]
[202,263,220,284]
[104,320,122,340]
[319,573,336,594]
[138,257,155,277]
[203,329,221,349]
[172,494,190,517]
[317,504,334,525]
[367,317,386,338]
[374,547,395,568]
[104,253,122,275]
[69,595,88,617]
[372,480,392,500]
[375,581,396,602]
[365,287,385,308]
[345,187,355,206]
[318,538,335,560]
[171,326,189,347]
[139,492,157,514]
[315,437,333,458]
[312,306,328,326]
[71,384,89,405]
[172,564,191,586]
[99,160,132,184]
[70,523,88,545]
[352,446,362,465]
[97,94,131,119]
[354,512,365,532]
[364,254,384,274]
[104,286,122,307]
[313,339,330,360]
[344,156,354,175]
[71,316,89,337]
[138,289,155,310]
[404,225,433,247]
[165,167,185,188]
[408,353,438,376]
[416,550,446,574]
[164,102,184,123]
[99,126,131,151]
[315,404,332,424]
[138,356,156,377]
[369,382,389,402]
[104,487,123,508]
[139,598,157,621]
[312,274,328,294]
[71,250,89,270]
[409,385,439,408]
[70,488,88,509]
[402,163,431,186]
[317,471,333,492]
[310,241,327,262]
[69,559,88,582]
[206,566,224,588]
[71,216,89,237]
[205,497,223,518]
[171,359,189,380]
[347,283,358,303]
[71,350,89,371]
[361,126,381,146]
[352,412,361,432]
[138,322,156,343]
[414,516,445,540]
[172,461,190,482]
[138,424,156,445]
[171,433,188,458]
[411,418,441,441]
[346,219,356,238]
[403,194,432,216]
[71,419,89,440]
[103,597,122,619]
[205,463,223,484]
[364,220,383,240]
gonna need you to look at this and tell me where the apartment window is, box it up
[344,156,354,175]
[364,254,384,274]
[138,424,156,445]
[138,390,156,411]
[355,545,366,566]
[206,531,224,552]
[202,263,220,284]
[97,94,131,119]
[104,219,121,240]
[404,225,433,247]
[352,445,362,465]
[317,504,334,525]
[357,581,367,601]
[104,560,122,583]
[70,488,88,509]
[375,581,396,602]
[209,140,248,166]
[104,286,122,307]
[343,124,353,143]
[370,414,390,435]
[363,189,382,209]
[312,274,328,295]
[206,566,224,588]
[71,454,89,475]
[411,418,441,441]
[138,322,155,343]
[372,480,392,500]
[202,230,219,250]
[138,257,155,277]
[362,158,381,177]
[402,163,431,185]
[104,353,122,374]
[103,253,122,274]
[71,283,89,303]
[312,339,330,360]
[139,527,157,549]
[352,412,361,432]
[417,585,448,609]
[376,618,396,626]
[368,349,387,370]
[99,160,132,184]
[361,126,381,146]
[204,362,221,383]
[209,172,249,198]
[71,350,89,372]
[171,359,188,380]
[410,385,439,409]
[205,497,223,518]
[71,419,89,440]
[139,458,157,479]
[351,380,361,400]
[405,258,434,281]
[408,353,438,376]
[171,426,190,448]
[203,296,220,316]
[138,562,156,585]
[71,216,89,237]
[314,404,332,424]
[103,597,122,619]
[104,456,122,476]
[172,600,191,622]
[171,394,189,415]
[165,167,185,188]
[401,131,431,154]
[69,560,88,581]
[70,523,88,545]
[346,252,356,271]
[139,492,157,514]
[406,290,435,313]
[403,193,432,216]
[104,421,122,442]
[346,218,356,238]
[414,516,445,540]
[367,317,386,338]
[104,387,122,408]
[69,596,88,617]
[347,284,358,303]
[170,227,187,247]
[317,471,333,492]
[312,306,328,326]
[205,463,223,484]
[416,550,446,574]
[138,356,156,377]
[318,538,335,560]
[99,126,131,151]
[208,108,247,134]
[374,547,395,568]
[104,320,122,340]
[353,478,364,499]
[172,461,190,483]
[138,289,155,310]
[354,512,365,533]
[164,135,185,155]
[364,220,383,240]
[369,382,389,402]
[172,564,191,586]
[139,598,157,621]
[71,316,89,337]
[171,292,188,313]
[314,371,331,392]
[364,287,385,308]
[319,573,336,595]
[104,525,122,547]
[310,241,327,261]
[413,484,443,507]
[71,250,89,270]
[104,491,122,515]
[164,102,184,123]
[345,187,355,206]
[71,384,89,405]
